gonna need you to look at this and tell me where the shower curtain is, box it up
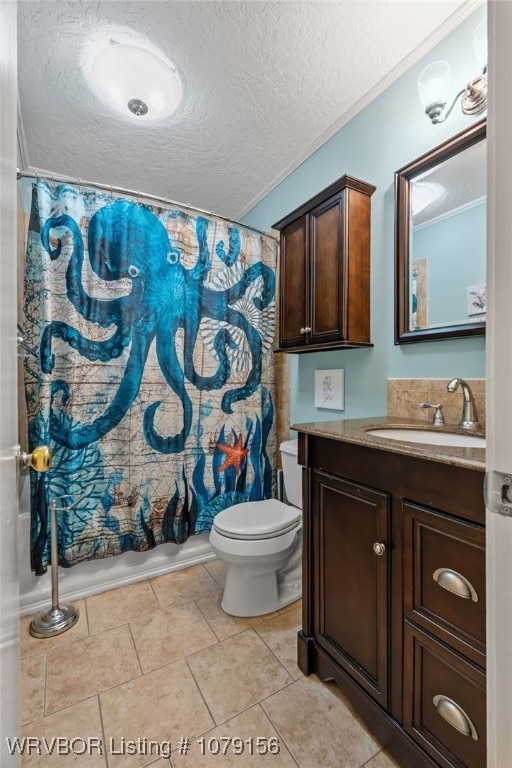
[23,181,277,574]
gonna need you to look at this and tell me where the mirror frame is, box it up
[395,118,487,344]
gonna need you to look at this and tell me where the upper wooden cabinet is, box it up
[272,175,376,353]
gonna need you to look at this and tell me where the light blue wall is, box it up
[243,6,486,426]
[413,201,486,327]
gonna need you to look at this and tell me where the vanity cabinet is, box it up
[297,431,486,768]
[273,175,376,353]
[402,502,486,768]
[403,623,486,768]
[403,502,486,667]
[312,472,389,706]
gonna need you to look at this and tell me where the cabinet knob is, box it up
[299,327,312,335]
[373,542,386,556]
[433,568,479,602]
[433,695,479,741]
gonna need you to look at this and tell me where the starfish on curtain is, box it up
[216,433,249,474]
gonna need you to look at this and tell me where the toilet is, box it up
[209,439,302,617]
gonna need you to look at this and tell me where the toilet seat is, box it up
[213,499,301,541]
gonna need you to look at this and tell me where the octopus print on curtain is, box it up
[23,182,277,574]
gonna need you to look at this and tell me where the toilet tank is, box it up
[280,439,302,509]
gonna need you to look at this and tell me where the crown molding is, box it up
[413,194,486,232]
[236,0,485,221]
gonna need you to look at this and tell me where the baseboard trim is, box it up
[0,625,19,649]
[311,643,437,768]
[20,538,217,617]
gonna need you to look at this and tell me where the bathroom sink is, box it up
[366,428,486,448]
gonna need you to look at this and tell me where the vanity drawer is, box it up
[403,622,486,768]
[403,502,485,665]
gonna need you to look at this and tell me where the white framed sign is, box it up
[314,369,345,410]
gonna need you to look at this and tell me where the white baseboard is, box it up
[19,512,216,616]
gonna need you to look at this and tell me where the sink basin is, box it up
[366,428,486,448]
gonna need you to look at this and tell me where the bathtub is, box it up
[18,476,216,617]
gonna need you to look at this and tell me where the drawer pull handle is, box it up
[433,568,479,602]
[373,542,386,556]
[299,327,312,335]
[433,695,479,741]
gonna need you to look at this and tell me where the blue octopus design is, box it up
[40,200,275,453]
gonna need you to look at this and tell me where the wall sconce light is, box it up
[418,19,487,124]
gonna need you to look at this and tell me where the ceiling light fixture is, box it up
[89,42,181,121]
[418,19,487,125]
[411,181,446,217]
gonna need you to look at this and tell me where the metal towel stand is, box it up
[29,494,85,638]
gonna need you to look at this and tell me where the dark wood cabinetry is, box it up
[278,216,309,348]
[273,176,375,353]
[403,503,485,667]
[297,431,486,768]
[403,623,486,768]
[312,472,389,705]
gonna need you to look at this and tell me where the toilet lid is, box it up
[213,500,301,540]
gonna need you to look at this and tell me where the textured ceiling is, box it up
[18,0,473,220]
[413,137,486,226]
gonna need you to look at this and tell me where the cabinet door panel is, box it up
[403,622,486,768]
[279,216,308,348]
[312,471,389,706]
[345,188,371,342]
[403,502,485,666]
[309,194,345,344]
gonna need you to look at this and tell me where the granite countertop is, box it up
[291,416,486,471]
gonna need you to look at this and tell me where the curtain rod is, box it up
[16,167,272,239]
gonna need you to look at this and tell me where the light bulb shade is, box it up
[411,181,445,218]
[473,19,487,70]
[418,60,451,109]
[90,43,181,121]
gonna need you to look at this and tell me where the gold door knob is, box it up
[20,446,52,472]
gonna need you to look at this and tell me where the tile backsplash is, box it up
[387,378,486,431]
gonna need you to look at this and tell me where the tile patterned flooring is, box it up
[19,561,400,768]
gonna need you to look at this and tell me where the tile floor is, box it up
[19,561,400,768]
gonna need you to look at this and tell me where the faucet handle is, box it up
[420,402,445,426]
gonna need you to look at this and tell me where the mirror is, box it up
[395,119,486,344]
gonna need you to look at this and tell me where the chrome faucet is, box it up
[446,378,480,431]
